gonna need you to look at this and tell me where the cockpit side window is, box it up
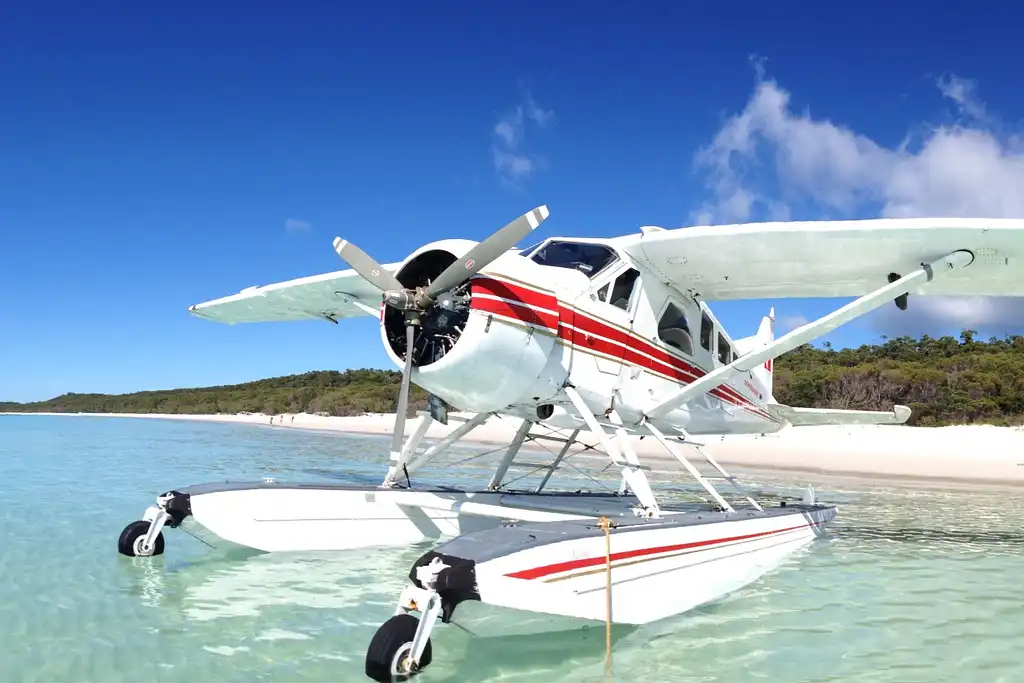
[658,301,693,355]
[609,268,639,311]
[517,241,543,258]
[528,240,618,278]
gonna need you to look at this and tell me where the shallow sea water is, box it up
[1,415,1022,683]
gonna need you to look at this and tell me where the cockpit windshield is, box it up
[526,240,618,278]
[517,241,543,257]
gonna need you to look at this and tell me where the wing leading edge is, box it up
[188,265,398,324]
[617,217,1024,300]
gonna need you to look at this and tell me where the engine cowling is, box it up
[379,239,571,413]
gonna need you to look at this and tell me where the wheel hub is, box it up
[391,643,415,676]
[132,534,152,556]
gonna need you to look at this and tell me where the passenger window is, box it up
[609,269,639,311]
[699,311,713,352]
[657,301,693,355]
[596,283,609,302]
[718,332,731,365]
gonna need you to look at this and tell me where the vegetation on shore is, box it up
[2,331,1022,426]
[0,369,423,418]
[774,330,1024,426]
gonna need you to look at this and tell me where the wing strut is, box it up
[564,387,661,517]
[644,249,975,420]
[643,421,736,512]
[382,412,492,487]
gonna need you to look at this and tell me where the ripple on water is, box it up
[0,416,1022,683]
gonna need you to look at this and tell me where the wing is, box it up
[188,266,399,324]
[618,218,1024,300]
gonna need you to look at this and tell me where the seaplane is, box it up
[117,205,1024,681]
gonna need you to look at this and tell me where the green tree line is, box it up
[0,369,430,417]
[772,330,1024,426]
[2,331,1022,426]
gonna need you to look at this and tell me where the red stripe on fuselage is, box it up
[472,277,558,311]
[562,309,763,415]
[469,275,775,422]
[471,295,559,332]
[505,521,821,580]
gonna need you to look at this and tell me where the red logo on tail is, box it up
[764,359,773,372]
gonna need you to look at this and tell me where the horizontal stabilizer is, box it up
[766,403,912,427]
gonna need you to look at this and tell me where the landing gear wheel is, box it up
[365,613,432,682]
[117,520,165,557]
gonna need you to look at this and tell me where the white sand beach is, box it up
[6,410,1023,486]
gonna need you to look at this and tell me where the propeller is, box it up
[331,205,550,461]
[333,205,548,316]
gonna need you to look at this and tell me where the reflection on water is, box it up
[836,525,1024,550]
[1,417,1022,683]
[174,547,427,621]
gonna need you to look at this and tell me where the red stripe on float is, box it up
[505,521,820,580]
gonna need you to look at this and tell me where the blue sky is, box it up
[3,2,1024,402]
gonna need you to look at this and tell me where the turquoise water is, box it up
[1,415,1022,683]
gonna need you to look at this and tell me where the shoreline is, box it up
[5,410,1024,488]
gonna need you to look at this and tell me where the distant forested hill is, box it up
[0,369,428,417]
[2,331,1022,426]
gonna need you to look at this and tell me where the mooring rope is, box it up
[598,515,615,679]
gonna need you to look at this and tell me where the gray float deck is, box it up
[430,502,834,564]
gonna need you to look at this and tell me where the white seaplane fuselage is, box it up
[398,237,782,438]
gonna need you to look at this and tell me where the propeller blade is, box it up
[423,205,549,299]
[332,237,405,293]
[390,323,416,456]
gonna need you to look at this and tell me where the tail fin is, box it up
[736,307,775,400]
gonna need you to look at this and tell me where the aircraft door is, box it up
[570,266,640,378]
[617,294,704,429]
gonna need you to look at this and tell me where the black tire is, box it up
[117,520,165,557]
[365,613,433,682]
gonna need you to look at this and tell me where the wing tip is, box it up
[188,304,211,320]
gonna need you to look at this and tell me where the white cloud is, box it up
[777,314,809,335]
[492,90,554,184]
[936,74,990,123]
[285,218,311,233]
[691,66,1024,337]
